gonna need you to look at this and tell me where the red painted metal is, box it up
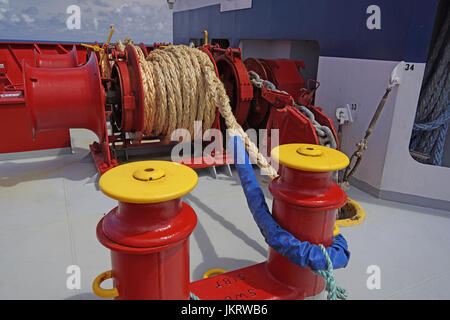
[110,59,131,131]
[190,150,346,300]
[190,262,305,300]
[138,43,150,56]
[265,106,320,155]
[10,41,231,175]
[298,79,320,106]
[245,58,306,98]
[96,199,197,300]
[124,45,145,136]
[258,59,306,100]
[244,58,271,128]
[107,45,145,138]
[0,42,88,87]
[244,57,339,149]
[34,46,79,68]
[207,45,253,126]
[176,152,234,169]
[23,52,106,140]
[23,52,113,169]
[260,86,294,108]
[244,57,306,128]
[6,41,332,175]
[98,44,336,174]
[90,141,118,175]
[266,165,347,297]
[98,44,230,175]
[244,57,268,81]
[0,42,89,154]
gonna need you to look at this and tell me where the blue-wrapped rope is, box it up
[228,135,350,271]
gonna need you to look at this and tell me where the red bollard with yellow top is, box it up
[93,160,198,300]
[190,143,349,300]
[266,144,348,298]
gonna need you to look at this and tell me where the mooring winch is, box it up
[1,37,339,177]
[17,42,235,174]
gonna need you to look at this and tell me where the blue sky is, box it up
[0,0,173,43]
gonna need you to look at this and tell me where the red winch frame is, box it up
[0,42,232,174]
[93,42,234,174]
[0,41,339,175]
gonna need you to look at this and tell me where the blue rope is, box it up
[413,107,450,165]
[189,136,350,301]
[413,107,450,131]
[312,244,348,300]
[413,106,450,165]
[409,8,449,166]
[229,135,349,300]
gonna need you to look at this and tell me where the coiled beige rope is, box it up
[114,42,278,179]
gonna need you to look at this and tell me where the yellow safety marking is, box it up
[203,268,227,279]
[336,198,366,227]
[202,29,208,45]
[92,270,119,298]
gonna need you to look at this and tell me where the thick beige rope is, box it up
[100,55,112,78]
[184,46,279,179]
[114,42,279,179]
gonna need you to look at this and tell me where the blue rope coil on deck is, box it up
[228,136,350,300]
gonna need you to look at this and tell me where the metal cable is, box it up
[409,8,450,166]
[248,71,337,149]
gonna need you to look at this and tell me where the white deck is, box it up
[1,129,449,300]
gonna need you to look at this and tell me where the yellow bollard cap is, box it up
[99,160,198,204]
[271,144,349,172]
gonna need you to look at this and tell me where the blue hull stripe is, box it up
[173,0,440,62]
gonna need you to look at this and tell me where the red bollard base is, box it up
[190,261,324,300]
